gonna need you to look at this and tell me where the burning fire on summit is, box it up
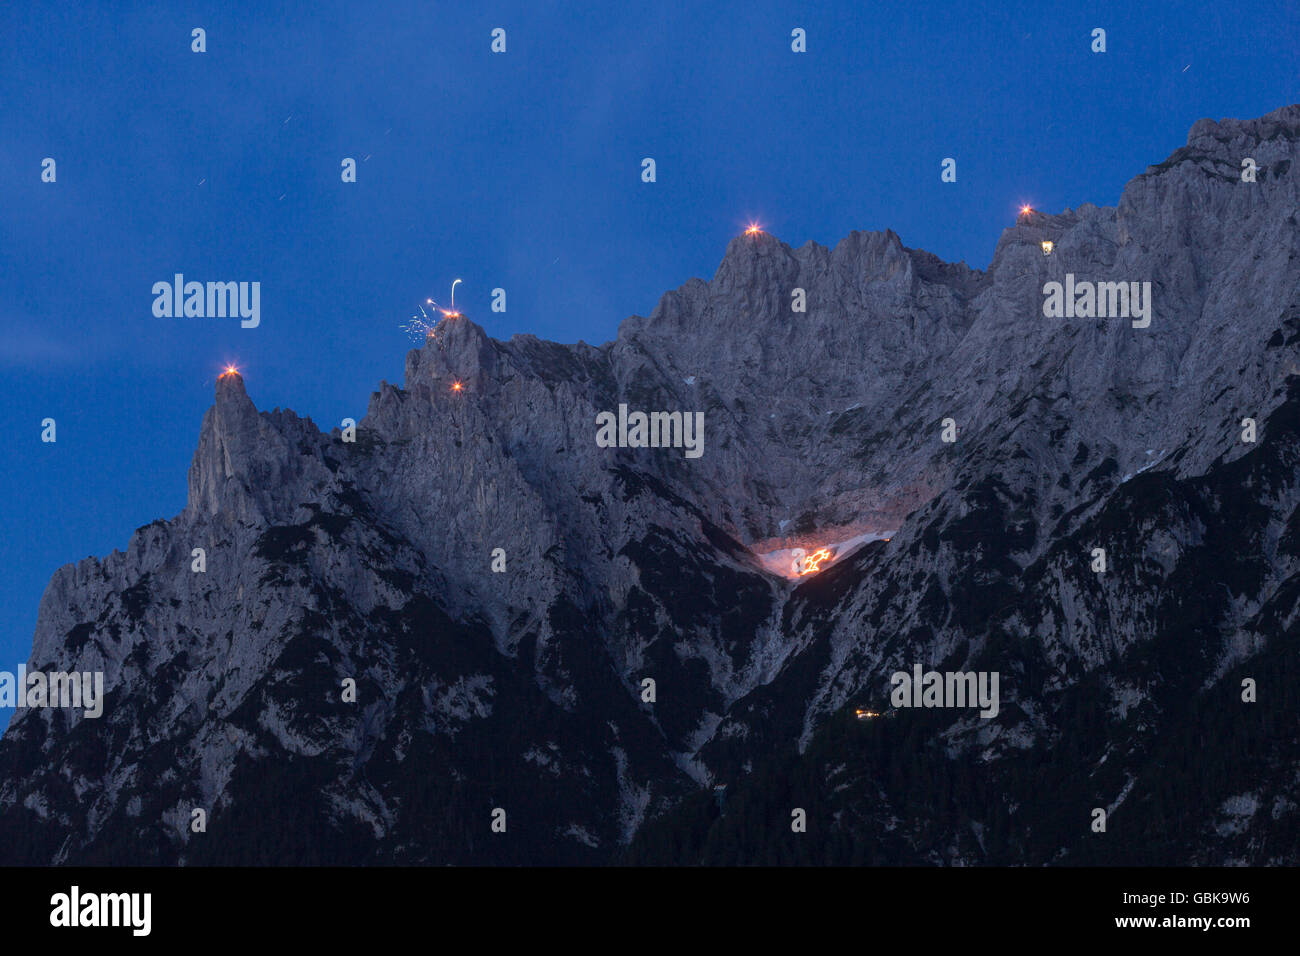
[438,278,463,318]
[401,279,465,342]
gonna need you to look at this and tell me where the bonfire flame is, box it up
[795,547,832,575]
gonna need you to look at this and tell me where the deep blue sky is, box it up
[2,1,1296,708]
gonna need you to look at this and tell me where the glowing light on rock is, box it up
[1041,240,1054,255]
[220,365,239,378]
[451,380,464,392]
[744,222,763,236]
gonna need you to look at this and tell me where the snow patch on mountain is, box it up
[755,529,895,579]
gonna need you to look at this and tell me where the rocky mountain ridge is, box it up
[2,105,1297,864]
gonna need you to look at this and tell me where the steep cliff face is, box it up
[2,106,1298,865]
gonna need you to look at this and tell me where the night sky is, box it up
[3,1,1296,715]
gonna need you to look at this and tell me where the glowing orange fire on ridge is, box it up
[425,298,461,320]
[797,547,832,575]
